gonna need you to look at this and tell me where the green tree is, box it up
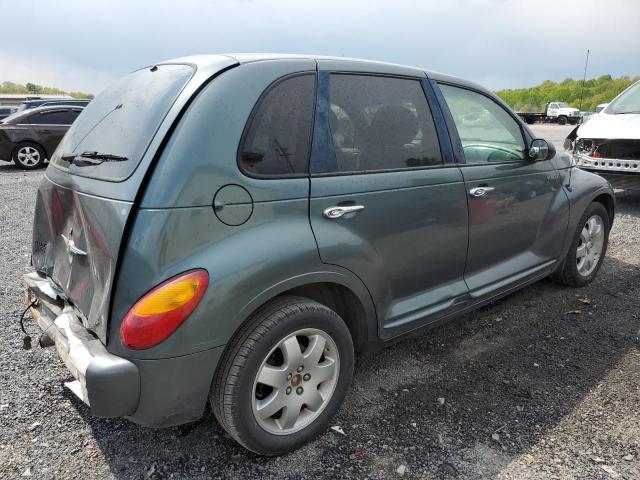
[0,81,93,98]
[496,75,640,112]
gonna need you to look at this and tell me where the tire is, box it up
[211,295,354,455]
[558,115,568,125]
[12,142,46,169]
[557,202,610,287]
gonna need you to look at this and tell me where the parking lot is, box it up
[0,124,639,479]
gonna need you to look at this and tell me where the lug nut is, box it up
[286,387,292,395]
[287,373,292,380]
[296,387,304,395]
[303,373,311,381]
[297,365,304,373]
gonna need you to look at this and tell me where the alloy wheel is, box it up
[576,214,605,277]
[17,146,41,167]
[252,328,340,435]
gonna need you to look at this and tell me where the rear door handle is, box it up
[469,186,495,197]
[323,205,365,219]
[40,129,52,134]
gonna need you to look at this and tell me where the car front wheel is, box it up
[557,202,610,287]
[211,296,354,455]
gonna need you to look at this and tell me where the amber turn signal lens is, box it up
[120,269,209,350]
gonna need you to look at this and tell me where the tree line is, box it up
[0,81,93,99]
[496,75,639,113]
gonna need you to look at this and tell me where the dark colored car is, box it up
[0,106,17,120]
[16,98,90,112]
[24,54,615,455]
[0,105,84,169]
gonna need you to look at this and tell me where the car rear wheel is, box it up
[210,296,354,455]
[558,115,568,125]
[557,202,610,287]
[12,142,46,169]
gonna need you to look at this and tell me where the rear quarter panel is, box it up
[109,60,377,360]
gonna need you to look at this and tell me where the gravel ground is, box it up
[1,133,639,479]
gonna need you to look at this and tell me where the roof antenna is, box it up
[578,49,589,111]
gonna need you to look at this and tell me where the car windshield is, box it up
[606,81,640,114]
[557,102,569,108]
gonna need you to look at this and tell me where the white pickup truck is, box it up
[518,102,581,125]
[565,80,640,186]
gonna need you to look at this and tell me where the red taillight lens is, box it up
[120,269,209,350]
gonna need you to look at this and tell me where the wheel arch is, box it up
[228,272,378,355]
[592,191,615,229]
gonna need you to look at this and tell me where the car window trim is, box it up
[309,71,450,177]
[236,71,317,180]
[432,80,532,166]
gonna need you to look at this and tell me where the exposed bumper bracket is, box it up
[24,272,140,417]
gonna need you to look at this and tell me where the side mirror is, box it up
[529,138,556,162]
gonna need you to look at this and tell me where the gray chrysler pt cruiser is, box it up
[24,54,614,455]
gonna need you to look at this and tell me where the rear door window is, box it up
[52,64,194,181]
[24,110,70,125]
[325,74,442,173]
[41,109,73,125]
[239,74,316,176]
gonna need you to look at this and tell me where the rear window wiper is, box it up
[60,151,128,167]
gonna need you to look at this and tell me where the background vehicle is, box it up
[0,105,84,169]
[16,98,90,112]
[518,101,581,125]
[565,80,640,189]
[0,106,17,120]
[24,54,614,456]
[595,103,609,114]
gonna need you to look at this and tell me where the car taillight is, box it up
[120,269,209,350]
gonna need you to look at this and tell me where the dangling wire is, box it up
[20,300,38,350]
[20,300,38,335]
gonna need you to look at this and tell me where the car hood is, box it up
[578,113,640,139]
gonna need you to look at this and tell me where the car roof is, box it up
[155,53,490,96]
[23,104,85,113]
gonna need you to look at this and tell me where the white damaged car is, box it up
[565,80,640,182]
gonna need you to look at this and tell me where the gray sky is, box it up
[2,0,638,95]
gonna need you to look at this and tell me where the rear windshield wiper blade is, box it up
[78,151,128,161]
[60,151,128,167]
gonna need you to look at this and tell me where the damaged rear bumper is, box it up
[24,271,224,427]
[24,272,140,417]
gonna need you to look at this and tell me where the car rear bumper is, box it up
[24,271,223,427]
[24,272,140,417]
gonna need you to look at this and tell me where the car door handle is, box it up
[323,205,365,219]
[40,129,51,134]
[469,186,495,197]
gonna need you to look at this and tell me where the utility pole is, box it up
[579,49,590,111]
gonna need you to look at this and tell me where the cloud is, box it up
[0,0,638,92]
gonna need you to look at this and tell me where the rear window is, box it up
[238,74,316,176]
[52,64,193,181]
